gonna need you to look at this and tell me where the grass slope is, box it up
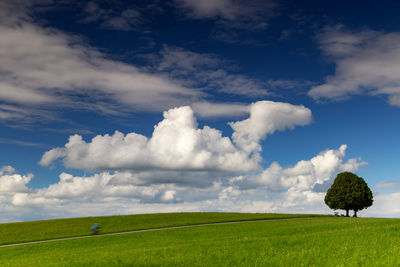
[0,212,321,245]
[1,216,400,266]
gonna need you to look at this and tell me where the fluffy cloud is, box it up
[39,101,312,172]
[1,143,371,222]
[0,168,190,222]
[39,106,258,172]
[226,145,368,216]
[20,172,177,204]
[0,166,32,193]
[230,101,312,153]
[231,145,366,192]
[309,25,400,106]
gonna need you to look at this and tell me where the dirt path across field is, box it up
[0,217,316,248]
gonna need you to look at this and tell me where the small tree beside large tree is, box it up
[325,171,373,217]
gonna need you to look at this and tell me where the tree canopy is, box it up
[325,172,373,217]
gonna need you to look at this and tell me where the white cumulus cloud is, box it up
[39,101,312,172]
[0,144,369,222]
[0,167,32,193]
[232,145,366,192]
[230,101,312,153]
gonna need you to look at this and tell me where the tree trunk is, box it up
[353,210,358,217]
[346,209,349,217]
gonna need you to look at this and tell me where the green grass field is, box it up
[1,213,400,266]
[0,212,320,245]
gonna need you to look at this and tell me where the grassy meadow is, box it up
[1,214,400,266]
[0,212,320,245]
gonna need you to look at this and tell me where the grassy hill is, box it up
[0,212,320,245]
[1,213,400,266]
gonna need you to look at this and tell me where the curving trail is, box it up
[0,217,316,248]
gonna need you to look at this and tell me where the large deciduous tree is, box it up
[325,172,373,217]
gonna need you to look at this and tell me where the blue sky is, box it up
[1,0,400,222]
